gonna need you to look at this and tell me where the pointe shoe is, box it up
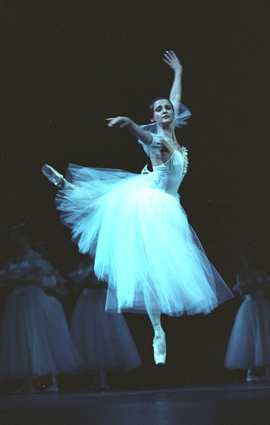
[44,383,59,393]
[87,378,110,391]
[246,370,259,382]
[153,329,166,365]
[41,164,66,189]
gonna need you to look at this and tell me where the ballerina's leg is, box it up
[44,374,59,392]
[147,307,166,365]
[99,370,110,390]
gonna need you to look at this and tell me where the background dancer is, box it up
[69,257,142,390]
[0,224,83,394]
[224,247,270,382]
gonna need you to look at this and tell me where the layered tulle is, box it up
[0,286,83,379]
[70,288,142,372]
[56,163,233,316]
[224,291,270,369]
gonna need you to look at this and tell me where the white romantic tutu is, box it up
[70,288,142,372]
[56,164,233,316]
[224,291,270,369]
[0,286,83,379]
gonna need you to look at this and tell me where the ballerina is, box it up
[224,247,270,382]
[69,257,142,390]
[42,51,233,365]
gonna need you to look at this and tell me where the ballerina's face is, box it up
[151,99,174,124]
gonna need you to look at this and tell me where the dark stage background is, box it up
[0,0,270,389]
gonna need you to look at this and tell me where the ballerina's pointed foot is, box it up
[153,329,166,365]
[41,164,74,190]
[42,164,65,187]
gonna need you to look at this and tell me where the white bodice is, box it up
[143,149,188,197]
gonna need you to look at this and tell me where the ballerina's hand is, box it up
[163,50,182,73]
[106,117,131,128]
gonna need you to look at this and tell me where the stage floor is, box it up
[0,382,269,425]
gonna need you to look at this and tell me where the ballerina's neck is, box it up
[163,139,183,156]
[161,128,183,154]
[162,125,175,139]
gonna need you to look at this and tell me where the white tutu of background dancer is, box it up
[0,224,83,394]
[224,247,270,382]
[69,258,142,390]
[42,51,233,365]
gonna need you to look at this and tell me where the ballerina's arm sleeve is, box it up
[138,134,163,157]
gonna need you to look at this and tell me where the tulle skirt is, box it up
[0,286,83,379]
[70,288,142,372]
[56,164,233,316]
[224,293,270,369]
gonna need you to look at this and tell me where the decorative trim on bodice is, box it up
[181,146,189,176]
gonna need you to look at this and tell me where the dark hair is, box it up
[149,97,174,120]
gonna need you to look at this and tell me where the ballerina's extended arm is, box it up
[106,116,153,146]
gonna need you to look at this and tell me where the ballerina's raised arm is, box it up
[163,50,183,115]
[106,51,183,137]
